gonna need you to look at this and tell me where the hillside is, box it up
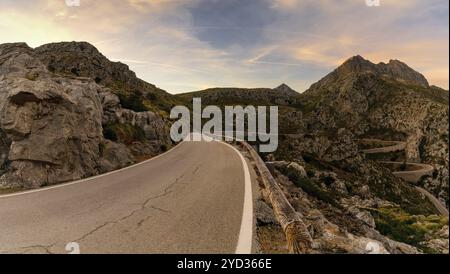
[177,84,300,106]
[174,56,449,253]
[35,42,183,116]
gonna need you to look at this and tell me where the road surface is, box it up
[0,140,253,254]
[378,161,435,184]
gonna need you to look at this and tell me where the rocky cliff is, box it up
[0,42,172,189]
[300,56,449,208]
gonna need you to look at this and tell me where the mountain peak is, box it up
[313,55,429,89]
[274,83,298,95]
[378,59,429,87]
[345,55,367,63]
[36,41,101,55]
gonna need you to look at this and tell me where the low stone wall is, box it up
[238,141,314,254]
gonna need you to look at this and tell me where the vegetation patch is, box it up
[279,165,341,208]
[0,187,24,195]
[25,72,39,81]
[103,123,146,145]
[118,93,148,112]
[369,206,448,251]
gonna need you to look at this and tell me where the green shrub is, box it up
[25,72,39,81]
[369,207,448,250]
[99,142,107,156]
[306,169,315,178]
[280,166,340,207]
[103,123,146,144]
[103,126,118,142]
[160,144,168,152]
[118,93,148,112]
[146,93,157,101]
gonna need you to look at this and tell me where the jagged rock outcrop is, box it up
[0,43,104,187]
[0,42,172,189]
[35,42,180,114]
[299,56,449,208]
[98,89,171,142]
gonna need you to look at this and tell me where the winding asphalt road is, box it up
[0,140,253,254]
[359,139,448,216]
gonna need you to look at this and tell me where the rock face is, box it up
[99,89,170,142]
[35,42,181,114]
[0,42,172,189]
[0,43,103,187]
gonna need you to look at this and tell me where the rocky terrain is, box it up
[182,56,449,254]
[0,42,172,189]
[299,56,449,209]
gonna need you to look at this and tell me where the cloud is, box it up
[186,0,276,48]
[0,0,448,91]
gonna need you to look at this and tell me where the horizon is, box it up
[0,0,448,93]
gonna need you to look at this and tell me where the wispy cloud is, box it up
[0,0,448,92]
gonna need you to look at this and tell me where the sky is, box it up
[0,0,448,93]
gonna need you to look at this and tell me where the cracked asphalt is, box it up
[0,140,247,254]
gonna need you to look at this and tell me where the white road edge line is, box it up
[0,142,185,199]
[1,133,254,253]
[219,141,253,254]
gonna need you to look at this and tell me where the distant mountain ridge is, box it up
[307,55,429,92]
[177,84,300,106]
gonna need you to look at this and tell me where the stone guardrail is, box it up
[238,141,314,254]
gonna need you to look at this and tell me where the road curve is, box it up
[378,161,435,183]
[0,140,253,254]
[359,141,447,217]
[359,139,406,154]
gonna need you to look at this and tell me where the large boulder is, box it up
[0,43,104,188]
